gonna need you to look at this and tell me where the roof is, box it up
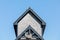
[13,7,46,37]
[15,25,44,40]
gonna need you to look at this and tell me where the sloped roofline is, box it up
[15,25,44,40]
[14,7,46,25]
[13,7,46,37]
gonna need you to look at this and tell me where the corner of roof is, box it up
[13,7,33,25]
[14,7,46,25]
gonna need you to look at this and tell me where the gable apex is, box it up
[14,7,46,25]
[13,7,46,37]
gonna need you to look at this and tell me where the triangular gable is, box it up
[13,7,46,37]
[14,7,46,25]
[15,25,44,40]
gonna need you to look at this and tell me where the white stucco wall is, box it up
[18,13,42,36]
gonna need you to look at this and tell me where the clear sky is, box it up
[0,0,60,40]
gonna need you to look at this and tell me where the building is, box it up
[13,8,46,40]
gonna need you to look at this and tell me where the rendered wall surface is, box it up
[18,13,42,36]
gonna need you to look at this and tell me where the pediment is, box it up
[13,7,46,37]
[18,13,42,36]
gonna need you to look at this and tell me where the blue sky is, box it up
[0,0,60,40]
